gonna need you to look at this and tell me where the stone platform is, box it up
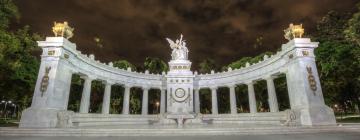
[1,123,360,136]
[70,112,289,127]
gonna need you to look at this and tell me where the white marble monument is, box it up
[19,23,336,128]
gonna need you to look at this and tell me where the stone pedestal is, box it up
[20,37,75,128]
[166,59,194,114]
[285,38,336,126]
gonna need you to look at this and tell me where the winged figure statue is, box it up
[166,34,189,60]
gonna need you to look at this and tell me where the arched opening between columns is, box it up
[89,80,105,113]
[67,74,84,112]
[274,74,290,111]
[129,87,142,114]
[110,85,124,114]
[199,88,211,114]
[149,89,161,114]
[254,80,270,112]
[217,87,230,114]
[235,84,250,113]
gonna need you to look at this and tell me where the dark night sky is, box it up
[13,0,358,69]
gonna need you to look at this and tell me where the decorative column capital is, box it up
[227,84,236,88]
[103,80,115,85]
[245,81,254,85]
[124,83,132,89]
[193,87,200,91]
[141,86,150,91]
[210,86,218,90]
[264,75,275,80]
[160,86,167,90]
[80,75,96,81]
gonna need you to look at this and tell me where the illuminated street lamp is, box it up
[155,101,160,114]
[1,100,12,119]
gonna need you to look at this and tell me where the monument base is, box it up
[166,113,196,128]
[19,108,61,128]
[294,105,336,126]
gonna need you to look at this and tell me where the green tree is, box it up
[345,3,360,46]
[226,52,273,69]
[143,57,168,74]
[198,58,217,74]
[0,0,19,29]
[112,60,137,71]
[0,0,41,114]
[313,10,360,113]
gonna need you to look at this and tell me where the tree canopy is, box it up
[0,0,41,112]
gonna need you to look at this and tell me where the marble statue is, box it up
[166,34,189,60]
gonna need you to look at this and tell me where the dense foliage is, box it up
[0,0,41,115]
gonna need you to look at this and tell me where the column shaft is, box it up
[247,82,257,113]
[266,77,279,112]
[211,87,218,114]
[194,88,200,114]
[141,88,149,115]
[102,82,112,114]
[229,85,237,114]
[80,77,93,113]
[122,86,131,114]
[160,88,166,114]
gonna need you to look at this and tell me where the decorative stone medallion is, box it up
[172,88,188,102]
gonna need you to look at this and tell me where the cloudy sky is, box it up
[14,0,358,69]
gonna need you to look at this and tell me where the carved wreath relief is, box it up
[171,88,190,103]
[306,66,317,95]
[40,66,51,97]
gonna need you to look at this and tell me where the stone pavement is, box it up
[1,132,360,140]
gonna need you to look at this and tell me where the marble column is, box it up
[247,82,257,113]
[211,87,218,114]
[141,87,149,115]
[160,88,166,114]
[122,85,131,114]
[194,88,200,114]
[229,85,237,114]
[266,76,279,112]
[80,76,94,113]
[102,81,113,114]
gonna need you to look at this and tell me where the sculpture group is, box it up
[166,34,189,60]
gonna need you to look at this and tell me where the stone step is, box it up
[71,112,288,127]
[1,124,360,136]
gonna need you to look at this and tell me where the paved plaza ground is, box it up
[1,132,360,140]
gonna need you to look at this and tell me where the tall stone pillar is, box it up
[266,76,279,112]
[160,88,166,114]
[194,88,201,114]
[20,37,78,128]
[229,85,237,114]
[247,82,257,113]
[102,81,113,114]
[79,76,94,113]
[141,87,149,115]
[122,85,131,114]
[211,87,218,114]
[285,38,335,125]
